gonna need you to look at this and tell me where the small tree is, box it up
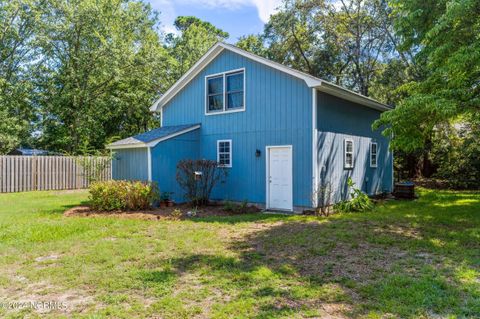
[71,143,112,184]
[176,159,228,206]
[334,178,373,213]
[312,180,333,216]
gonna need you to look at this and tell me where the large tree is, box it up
[165,16,229,82]
[375,0,480,152]
[0,0,41,153]
[240,0,398,96]
[328,0,397,96]
[33,0,170,154]
[260,0,341,82]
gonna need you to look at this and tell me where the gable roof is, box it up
[150,42,391,113]
[107,124,201,149]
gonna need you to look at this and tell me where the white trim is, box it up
[222,43,322,87]
[312,88,318,208]
[110,149,113,178]
[147,147,152,182]
[391,148,394,191]
[106,125,201,149]
[344,138,354,169]
[316,82,390,111]
[265,145,293,212]
[150,42,391,113]
[370,142,378,168]
[206,108,245,116]
[160,107,163,127]
[216,139,232,168]
[205,68,246,115]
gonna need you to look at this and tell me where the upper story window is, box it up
[206,69,245,114]
[207,76,224,112]
[370,142,378,168]
[344,139,354,169]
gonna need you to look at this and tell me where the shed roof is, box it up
[107,124,201,149]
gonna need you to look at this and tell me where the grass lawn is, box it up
[0,189,479,318]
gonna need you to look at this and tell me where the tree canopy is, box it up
[374,0,480,151]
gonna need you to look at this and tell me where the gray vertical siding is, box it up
[151,129,200,203]
[112,148,148,181]
[162,50,313,207]
[316,92,393,203]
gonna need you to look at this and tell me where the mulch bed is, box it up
[64,203,262,220]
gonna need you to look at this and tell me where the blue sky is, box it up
[146,0,283,42]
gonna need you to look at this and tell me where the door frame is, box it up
[265,145,293,211]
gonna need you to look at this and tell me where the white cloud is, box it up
[250,0,282,23]
[150,0,282,27]
[147,0,178,34]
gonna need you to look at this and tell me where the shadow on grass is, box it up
[141,189,480,318]
[191,213,292,224]
[61,200,90,211]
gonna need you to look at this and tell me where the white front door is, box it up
[267,146,293,211]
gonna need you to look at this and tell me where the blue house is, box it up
[107,42,393,211]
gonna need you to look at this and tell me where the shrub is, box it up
[176,159,228,206]
[89,180,159,211]
[170,209,183,220]
[222,200,258,214]
[334,178,373,213]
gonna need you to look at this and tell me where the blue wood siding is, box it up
[151,129,200,203]
[162,50,313,207]
[316,92,393,202]
[112,148,148,181]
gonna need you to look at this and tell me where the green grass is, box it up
[0,189,479,318]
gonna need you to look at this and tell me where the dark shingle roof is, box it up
[132,124,199,143]
[108,124,200,147]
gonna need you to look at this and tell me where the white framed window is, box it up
[206,75,224,112]
[206,68,245,115]
[370,142,378,168]
[217,139,232,167]
[344,139,354,169]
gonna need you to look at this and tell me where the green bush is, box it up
[334,178,373,213]
[89,180,159,211]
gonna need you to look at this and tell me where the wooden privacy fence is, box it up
[0,156,111,193]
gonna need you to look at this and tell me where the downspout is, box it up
[312,88,318,208]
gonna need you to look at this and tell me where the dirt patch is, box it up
[64,203,261,220]
[234,221,409,284]
[35,254,61,262]
[0,280,95,315]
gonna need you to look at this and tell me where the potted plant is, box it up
[160,191,174,208]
